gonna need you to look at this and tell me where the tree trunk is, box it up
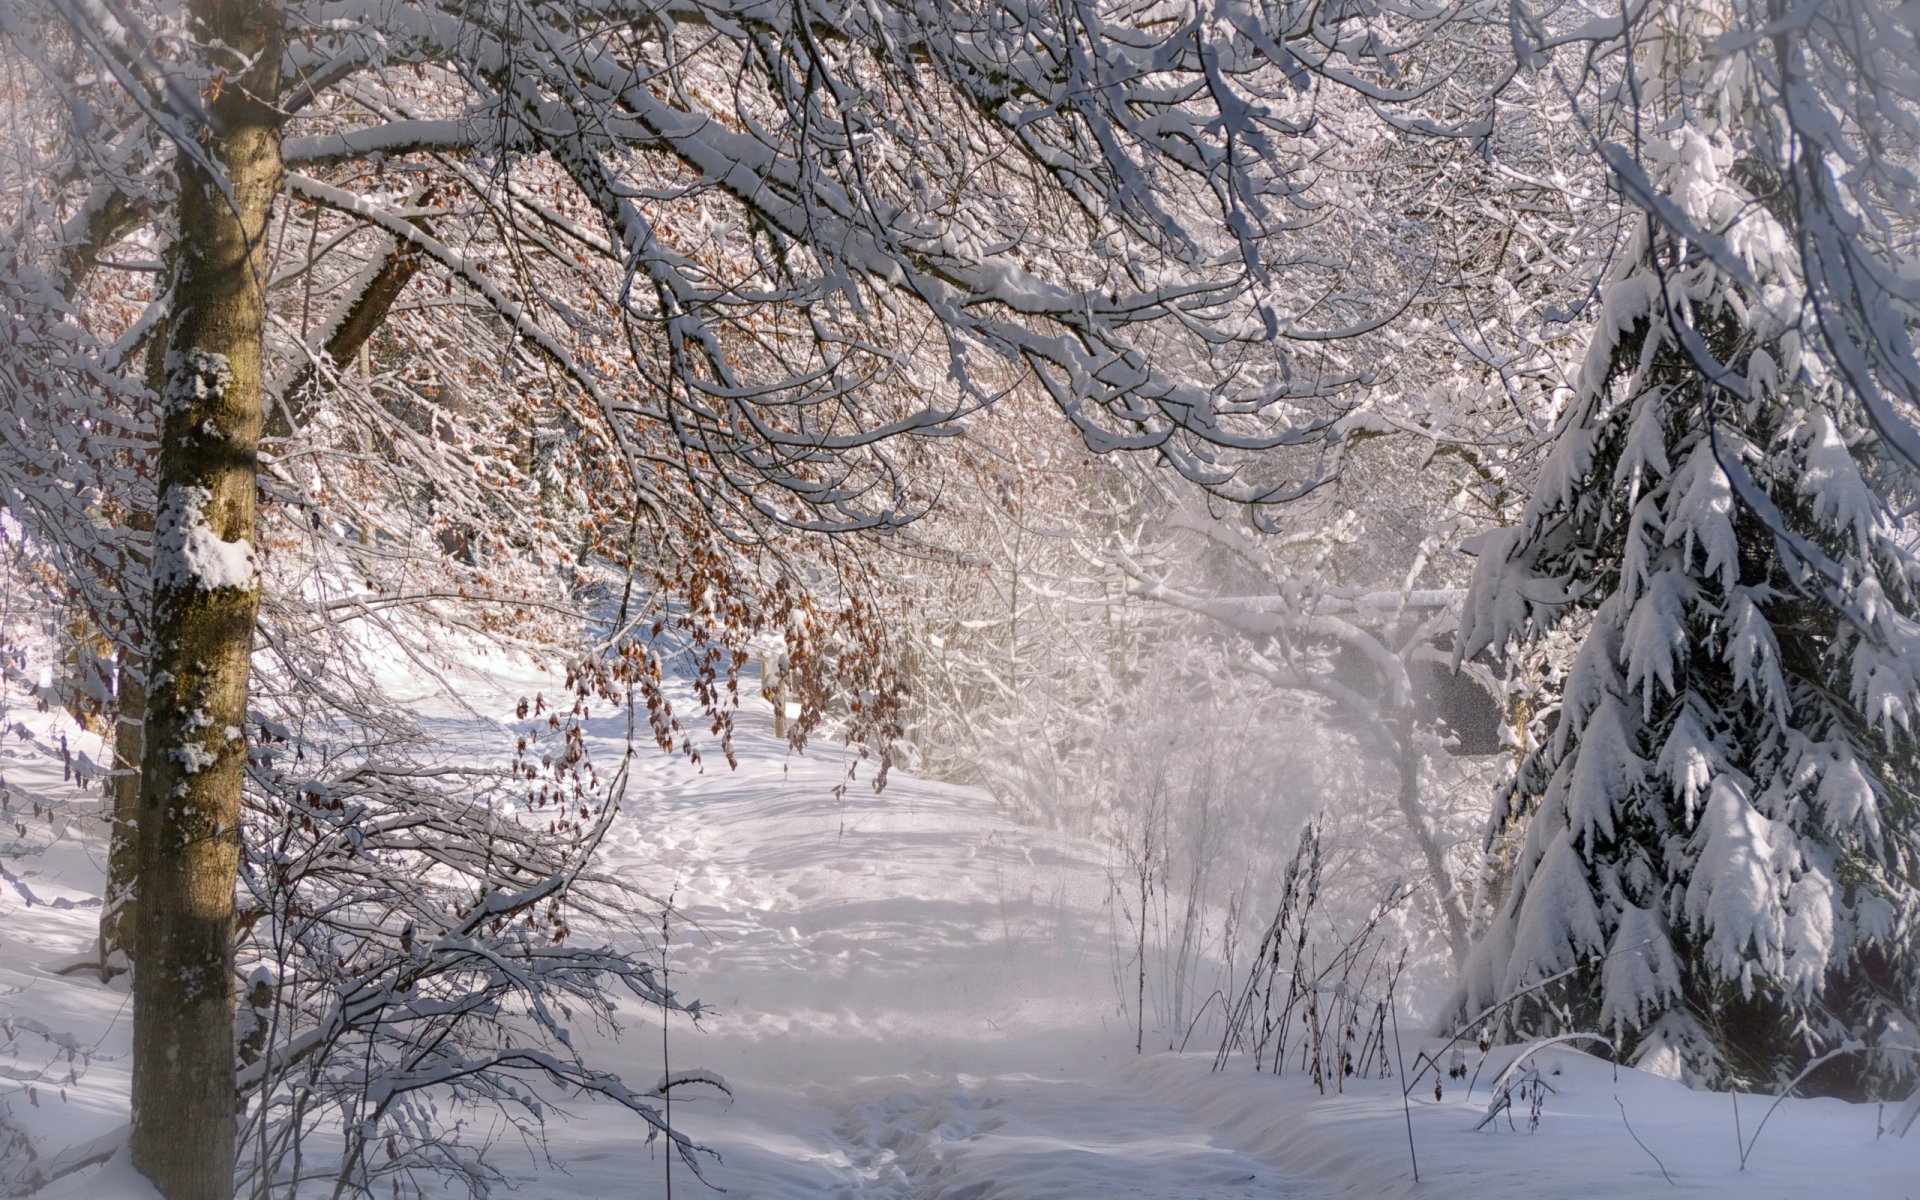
[102,305,169,976]
[129,2,282,1195]
[100,645,143,975]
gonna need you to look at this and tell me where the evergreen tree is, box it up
[1454,4,1920,1095]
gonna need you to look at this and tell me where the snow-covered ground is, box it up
[2,651,1915,1199]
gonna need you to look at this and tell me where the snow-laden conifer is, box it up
[1453,3,1920,1095]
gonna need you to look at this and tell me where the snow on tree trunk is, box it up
[1452,3,1920,1097]
[129,0,283,1193]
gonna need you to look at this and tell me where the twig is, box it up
[1616,1096,1674,1187]
[4,1124,126,1197]
[1731,1089,1743,1170]
[1407,940,1656,1098]
[1178,989,1226,1054]
[1739,1042,1860,1169]
[662,888,676,1200]
[1892,1081,1920,1138]
[1389,991,1418,1183]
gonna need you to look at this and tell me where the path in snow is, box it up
[492,678,1326,1199]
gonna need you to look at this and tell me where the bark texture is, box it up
[129,1,282,1194]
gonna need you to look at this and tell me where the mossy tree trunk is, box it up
[129,1,282,1195]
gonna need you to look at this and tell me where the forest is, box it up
[1,0,1917,1197]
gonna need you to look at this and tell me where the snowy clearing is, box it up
[3,656,1913,1199]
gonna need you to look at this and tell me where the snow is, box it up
[1685,777,1789,992]
[1668,444,1741,591]
[170,739,218,774]
[1,650,1915,1198]
[1797,409,1884,553]
[160,350,232,417]
[1599,902,1683,1036]
[1504,833,1607,985]
[152,485,257,592]
[280,120,498,166]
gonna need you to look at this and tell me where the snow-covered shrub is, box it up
[235,654,709,1197]
[220,526,764,1196]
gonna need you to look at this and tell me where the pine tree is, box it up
[1453,4,1920,1095]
